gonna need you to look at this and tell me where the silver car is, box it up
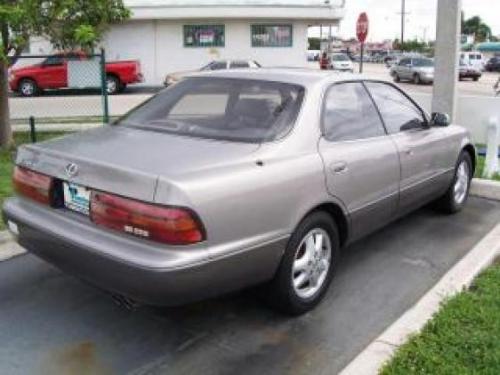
[3,69,475,315]
[391,57,434,84]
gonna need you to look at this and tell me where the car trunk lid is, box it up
[16,126,260,202]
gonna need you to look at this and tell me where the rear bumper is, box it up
[2,197,286,306]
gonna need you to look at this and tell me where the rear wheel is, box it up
[265,211,340,315]
[435,151,472,214]
[473,76,479,82]
[18,79,39,97]
[413,74,421,85]
[106,75,121,95]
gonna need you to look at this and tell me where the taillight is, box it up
[90,192,205,245]
[13,166,54,205]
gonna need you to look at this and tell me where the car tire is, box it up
[435,151,473,214]
[413,74,421,85]
[265,211,340,315]
[18,78,39,97]
[106,75,121,95]
[394,73,401,83]
[473,76,479,82]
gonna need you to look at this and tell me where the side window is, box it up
[399,58,410,66]
[230,61,250,69]
[44,55,64,66]
[365,82,426,134]
[210,61,228,70]
[322,82,386,142]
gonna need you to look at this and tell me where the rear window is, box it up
[118,78,305,143]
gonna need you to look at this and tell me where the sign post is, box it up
[356,12,369,74]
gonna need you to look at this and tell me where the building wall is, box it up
[102,19,309,85]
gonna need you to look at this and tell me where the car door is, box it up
[39,55,67,88]
[365,82,454,216]
[318,81,400,241]
[398,58,412,79]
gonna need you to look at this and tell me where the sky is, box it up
[313,0,500,42]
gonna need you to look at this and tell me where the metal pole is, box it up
[360,43,364,73]
[401,0,406,45]
[100,48,110,125]
[29,116,37,143]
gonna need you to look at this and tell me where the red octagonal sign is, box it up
[356,12,369,43]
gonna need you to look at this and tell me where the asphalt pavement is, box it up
[0,197,499,375]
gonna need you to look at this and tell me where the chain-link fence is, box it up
[8,50,109,137]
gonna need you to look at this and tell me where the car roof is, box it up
[188,68,368,88]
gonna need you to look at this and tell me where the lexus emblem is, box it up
[65,163,79,178]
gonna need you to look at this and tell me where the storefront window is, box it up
[184,25,225,47]
[251,25,293,47]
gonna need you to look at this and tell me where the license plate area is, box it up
[63,182,91,215]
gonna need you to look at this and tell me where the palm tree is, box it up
[461,15,492,43]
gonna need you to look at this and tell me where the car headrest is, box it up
[233,99,273,121]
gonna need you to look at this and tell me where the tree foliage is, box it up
[461,14,492,43]
[0,0,131,147]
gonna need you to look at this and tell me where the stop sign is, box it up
[356,12,369,43]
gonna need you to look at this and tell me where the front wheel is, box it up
[413,74,421,85]
[435,151,472,214]
[18,79,39,97]
[265,211,340,315]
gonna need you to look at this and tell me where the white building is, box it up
[32,1,345,85]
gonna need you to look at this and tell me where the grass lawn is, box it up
[380,260,500,375]
[0,132,67,230]
[475,156,500,181]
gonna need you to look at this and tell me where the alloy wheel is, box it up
[292,228,332,300]
[454,160,470,205]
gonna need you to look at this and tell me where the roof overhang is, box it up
[125,1,345,24]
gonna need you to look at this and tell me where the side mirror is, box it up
[431,112,451,127]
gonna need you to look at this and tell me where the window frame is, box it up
[362,80,430,134]
[250,24,293,48]
[320,80,389,143]
[183,24,225,48]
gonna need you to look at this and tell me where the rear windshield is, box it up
[118,78,305,143]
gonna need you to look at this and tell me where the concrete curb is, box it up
[0,231,13,246]
[339,178,500,375]
[0,240,26,262]
[470,178,500,201]
[339,223,500,375]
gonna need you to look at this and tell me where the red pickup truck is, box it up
[9,52,143,97]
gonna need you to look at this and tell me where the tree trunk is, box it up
[0,60,13,148]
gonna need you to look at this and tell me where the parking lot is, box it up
[8,63,500,125]
[1,197,499,375]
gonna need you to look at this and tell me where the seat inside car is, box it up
[229,98,275,129]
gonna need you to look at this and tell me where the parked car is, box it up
[329,53,354,72]
[164,59,261,86]
[9,52,143,96]
[485,56,500,72]
[460,52,486,71]
[3,70,475,315]
[390,57,434,84]
[459,60,482,81]
[307,50,321,62]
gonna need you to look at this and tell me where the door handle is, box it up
[402,148,414,156]
[330,161,348,174]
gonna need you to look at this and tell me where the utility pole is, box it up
[401,0,406,45]
[432,0,462,121]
